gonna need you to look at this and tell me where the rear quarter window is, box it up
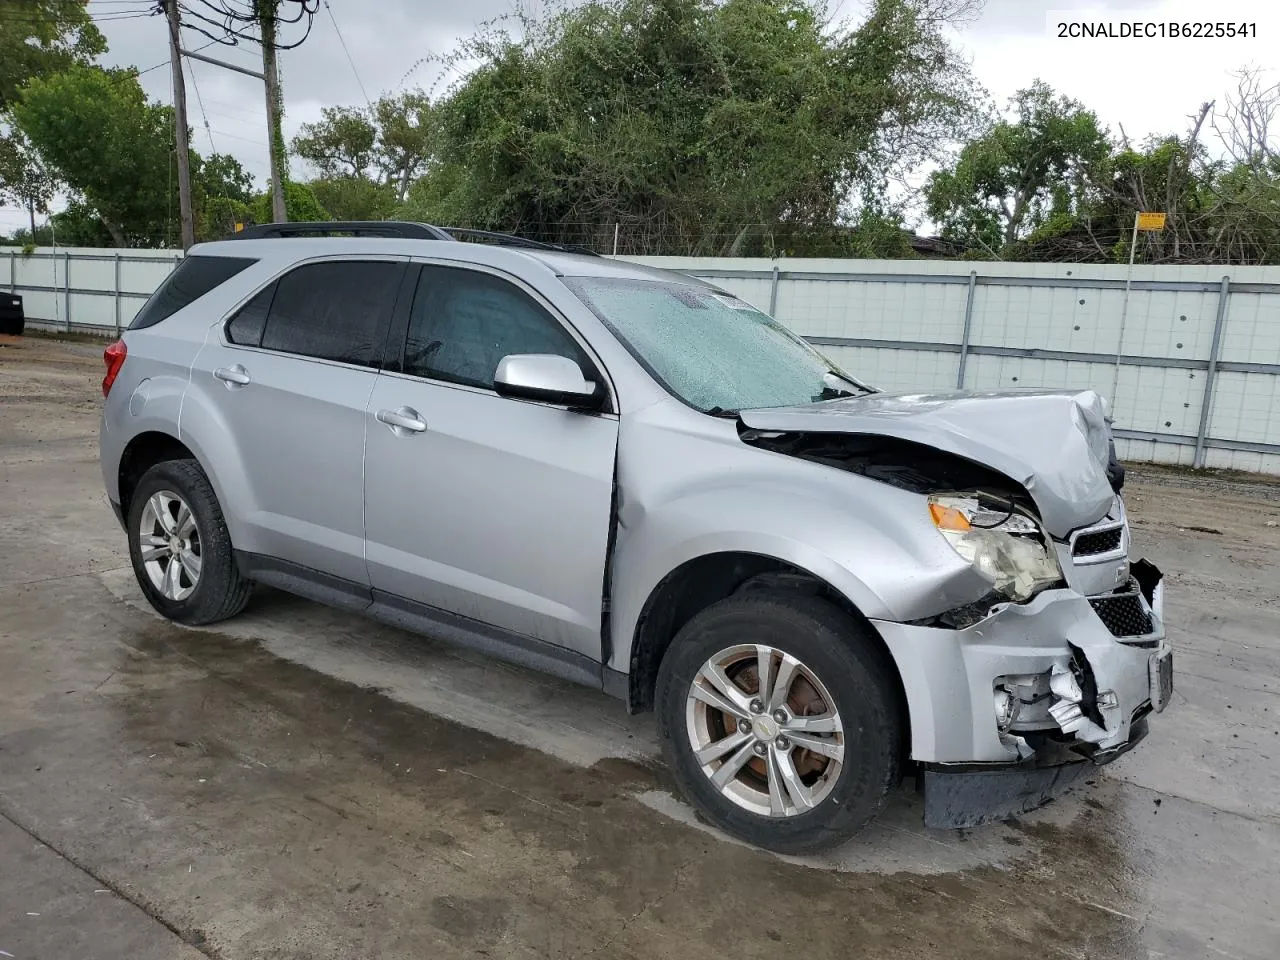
[129,255,257,330]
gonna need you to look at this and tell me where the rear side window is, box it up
[129,255,256,330]
[225,285,275,346]
[235,260,401,367]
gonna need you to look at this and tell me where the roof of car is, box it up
[192,236,720,290]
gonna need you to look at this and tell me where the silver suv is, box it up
[99,222,1172,853]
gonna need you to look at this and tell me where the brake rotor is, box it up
[727,660,832,782]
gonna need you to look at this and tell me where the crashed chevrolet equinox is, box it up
[99,222,1173,853]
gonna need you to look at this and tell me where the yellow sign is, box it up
[233,222,245,233]
[1136,212,1167,231]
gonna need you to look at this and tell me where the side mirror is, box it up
[493,354,604,410]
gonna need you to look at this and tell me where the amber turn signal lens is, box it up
[929,501,972,531]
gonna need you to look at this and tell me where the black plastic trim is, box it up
[921,760,1092,828]
[227,220,600,255]
[230,551,625,698]
[380,262,422,373]
[235,551,372,612]
[441,227,601,256]
[368,589,605,690]
[231,221,453,240]
[492,378,605,410]
[602,667,629,700]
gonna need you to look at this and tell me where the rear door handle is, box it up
[376,406,427,434]
[214,364,251,386]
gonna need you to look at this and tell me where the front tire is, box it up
[656,592,902,854]
[126,459,251,625]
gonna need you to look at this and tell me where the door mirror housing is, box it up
[493,354,604,410]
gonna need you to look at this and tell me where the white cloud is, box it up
[957,0,1279,142]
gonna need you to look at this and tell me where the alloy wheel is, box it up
[685,643,845,817]
[137,490,202,601]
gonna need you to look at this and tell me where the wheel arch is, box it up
[624,550,910,757]
[117,428,247,551]
[117,430,200,519]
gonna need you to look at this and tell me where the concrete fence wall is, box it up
[5,245,1280,474]
[2,246,182,335]
[632,257,1280,474]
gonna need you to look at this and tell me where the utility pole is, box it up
[164,0,196,248]
[257,0,288,222]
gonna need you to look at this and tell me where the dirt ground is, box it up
[2,334,1278,960]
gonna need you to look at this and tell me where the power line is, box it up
[0,11,158,23]
[323,0,370,108]
[175,0,319,50]
[205,128,264,145]
[200,96,267,118]
[183,54,217,154]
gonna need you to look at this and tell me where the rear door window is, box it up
[129,255,256,330]
[229,260,403,367]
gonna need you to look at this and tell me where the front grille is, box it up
[1090,590,1153,638]
[1073,526,1123,557]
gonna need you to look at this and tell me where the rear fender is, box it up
[175,353,261,554]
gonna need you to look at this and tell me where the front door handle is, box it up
[214,364,251,386]
[376,406,427,434]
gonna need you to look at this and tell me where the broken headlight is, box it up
[928,494,1063,603]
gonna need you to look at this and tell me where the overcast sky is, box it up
[2,0,1277,234]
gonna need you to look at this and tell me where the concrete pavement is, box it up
[2,335,1278,959]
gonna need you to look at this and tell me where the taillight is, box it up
[102,340,127,397]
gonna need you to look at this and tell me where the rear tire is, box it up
[126,459,251,625]
[656,592,902,854]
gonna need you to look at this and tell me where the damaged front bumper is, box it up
[873,561,1171,828]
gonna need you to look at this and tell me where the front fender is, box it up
[607,416,990,676]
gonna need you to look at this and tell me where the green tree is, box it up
[925,81,1113,256]
[249,180,328,223]
[292,105,376,178]
[12,65,180,246]
[402,0,979,255]
[196,152,255,204]
[194,153,257,241]
[372,91,434,201]
[309,175,397,220]
[0,0,105,111]
[292,91,434,203]
[0,128,57,236]
[50,199,116,246]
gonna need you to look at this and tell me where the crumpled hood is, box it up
[738,388,1116,537]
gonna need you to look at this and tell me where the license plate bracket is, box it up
[1150,648,1174,713]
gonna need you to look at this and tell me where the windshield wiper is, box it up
[704,406,738,418]
[818,371,874,400]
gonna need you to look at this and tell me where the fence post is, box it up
[8,249,14,293]
[63,249,71,333]
[114,251,123,336]
[768,264,780,317]
[1193,275,1231,469]
[956,269,977,388]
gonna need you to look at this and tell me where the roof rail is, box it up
[230,221,453,240]
[440,227,601,257]
[227,220,602,256]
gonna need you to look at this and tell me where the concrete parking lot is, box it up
[2,334,1278,960]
